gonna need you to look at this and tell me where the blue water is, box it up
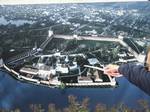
[0,71,150,111]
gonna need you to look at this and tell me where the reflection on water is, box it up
[0,71,150,111]
[0,16,35,26]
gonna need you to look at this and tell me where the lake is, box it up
[0,71,150,111]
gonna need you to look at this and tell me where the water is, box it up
[0,71,150,111]
[0,3,150,110]
[0,16,35,26]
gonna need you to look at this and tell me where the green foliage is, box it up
[59,83,66,89]
[0,96,150,112]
